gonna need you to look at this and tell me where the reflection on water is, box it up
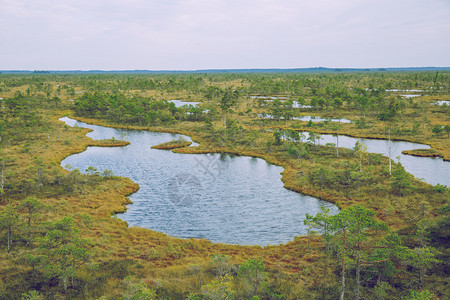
[302,132,449,186]
[168,100,201,107]
[60,117,338,246]
[386,89,424,92]
[399,94,421,98]
[259,114,351,123]
[250,96,289,100]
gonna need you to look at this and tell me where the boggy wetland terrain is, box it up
[0,72,449,299]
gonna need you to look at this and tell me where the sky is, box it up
[0,0,449,70]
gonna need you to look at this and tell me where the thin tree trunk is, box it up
[340,230,346,300]
[388,129,392,175]
[27,216,31,246]
[254,268,258,296]
[354,253,360,300]
[307,230,311,255]
[418,265,424,289]
[1,160,4,190]
[71,262,75,288]
[7,224,12,253]
[340,262,345,300]
[336,132,339,158]
[63,276,68,292]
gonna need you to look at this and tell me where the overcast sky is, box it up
[1,0,449,70]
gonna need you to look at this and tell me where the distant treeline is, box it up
[1,66,450,74]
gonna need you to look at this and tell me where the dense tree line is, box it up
[74,92,209,125]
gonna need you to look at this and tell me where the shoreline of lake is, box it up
[60,116,340,246]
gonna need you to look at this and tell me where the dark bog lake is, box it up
[60,117,338,246]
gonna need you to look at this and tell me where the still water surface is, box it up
[168,100,201,107]
[302,132,449,186]
[60,117,338,246]
[260,114,352,123]
[60,117,448,245]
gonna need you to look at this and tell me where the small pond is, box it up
[254,98,312,108]
[399,94,421,98]
[386,89,424,92]
[168,100,201,108]
[250,96,289,100]
[259,114,352,123]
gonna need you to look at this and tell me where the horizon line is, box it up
[1,66,449,73]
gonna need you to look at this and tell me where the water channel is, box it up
[259,114,352,123]
[59,117,448,245]
[60,117,339,246]
[301,132,449,186]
